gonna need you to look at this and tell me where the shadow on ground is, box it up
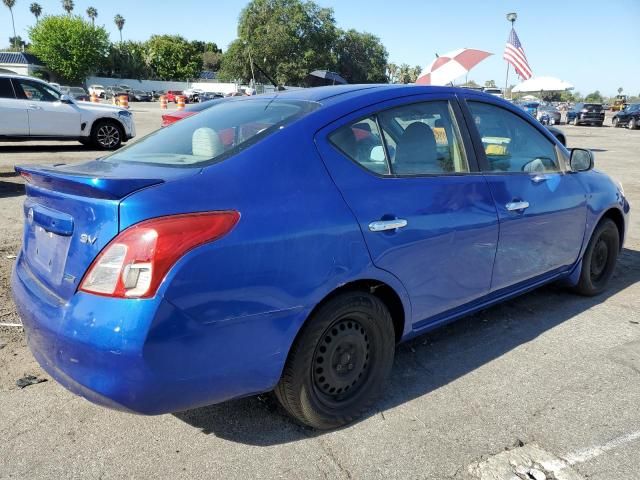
[0,179,24,199]
[175,248,640,445]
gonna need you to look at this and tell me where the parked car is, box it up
[165,90,184,103]
[104,86,130,101]
[48,82,61,90]
[537,105,562,125]
[198,91,224,102]
[151,90,166,101]
[612,103,640,130]
[118,84,132,93]
[566,103,605,126]
[60,86,90,102]
[482,87,503,98]
[161,98,226,127]
[12,85,629,430]
[0,74,135,149]
[88,84,105,98]
[183,88,204,102]
[130,90,152,102]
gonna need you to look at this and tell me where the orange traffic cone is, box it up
[177,95,186,110]
[90,92,99,103]
[160,95,168,110]
[111,95,117,106]
[118,94,129,109]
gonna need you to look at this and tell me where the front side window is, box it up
[468,101,559,174]
[329,100,469,176]
[13,79,61,102]
[106,98,318,166]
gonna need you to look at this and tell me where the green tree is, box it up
[29,15,109,83]
[585,90,603,103]
[30,2,42,23]
[386,63,398,83]
[100,41,150,79]
[410,65,422,83]
[202,50,222,72]
[114,14,125,42]
[8,35,27,50]
[397,63,412,84]
[61,0,73,15]
[3,0,18,50]
[145,34,202,81]
[220,0,338,85]
[334,29,388,84]
[86,6,97,26]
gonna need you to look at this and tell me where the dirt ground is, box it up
[0,104,639,480]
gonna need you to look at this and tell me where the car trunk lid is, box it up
[15,160,196,301]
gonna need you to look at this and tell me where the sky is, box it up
[1,0,639,96]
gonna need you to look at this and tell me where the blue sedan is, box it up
[12,85,629,429]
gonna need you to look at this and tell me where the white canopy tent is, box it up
[512,76,574,93]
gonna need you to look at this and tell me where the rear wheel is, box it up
[91,120,123,150]
[573,219,619,296]
[629,118,637,130]
[275,292,395,429]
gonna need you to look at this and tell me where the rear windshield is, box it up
[105,98,318,167]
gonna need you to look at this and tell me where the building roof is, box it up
[0,52,44,66]
[199,71,217,80]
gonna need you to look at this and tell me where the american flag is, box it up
[503,28,532,80]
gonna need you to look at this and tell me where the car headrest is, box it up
[192,127,224,158]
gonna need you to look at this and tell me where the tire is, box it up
[91,120,123,150]
[629,118,637,130]
[275,292,395,429]
[573,218,619,296]
[613,117,619,128]
[572,116,579,126]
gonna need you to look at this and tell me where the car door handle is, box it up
[505,201,530,211]
[531,174,548,183]
[27,104,43,110]
[368,219,408,232]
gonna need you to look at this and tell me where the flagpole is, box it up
[504,63,509,100]
[505,12,518,100]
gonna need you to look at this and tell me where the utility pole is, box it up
[505,12,517,100]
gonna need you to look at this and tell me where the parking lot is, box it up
[0,104,639,479]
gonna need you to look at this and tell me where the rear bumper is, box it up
[11,254,301,415]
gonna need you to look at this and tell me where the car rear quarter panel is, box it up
[119,120,412,395]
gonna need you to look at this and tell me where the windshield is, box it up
[105,98,319,167]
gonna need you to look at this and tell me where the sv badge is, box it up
[79,233,97,245]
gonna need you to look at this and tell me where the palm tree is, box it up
[86,6,97,26]
[61,0,73,15]
[114,14,125,42]
[3,0,17,50]
[30,2,42,23]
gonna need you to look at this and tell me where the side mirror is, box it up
[570,148,593,172]
[60,94,73,104]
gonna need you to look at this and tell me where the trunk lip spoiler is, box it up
[15,164,164,200]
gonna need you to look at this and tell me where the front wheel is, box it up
[91,120,123,150]
[275,292,395,429]
[573,218,619,296]
[629,118,637,130]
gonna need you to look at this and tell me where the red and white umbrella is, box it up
[416,48,492,86]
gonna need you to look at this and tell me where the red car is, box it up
[161,99,223,127]
[165,90,184,103]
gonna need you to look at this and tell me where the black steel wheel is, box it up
[275,292,395,429]
[92,120,123,150]
[573,218,619,296]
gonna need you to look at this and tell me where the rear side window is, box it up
[468,101,559,173]
[0,78,15,99]
[105,99,318,167]
[329,100,469,176]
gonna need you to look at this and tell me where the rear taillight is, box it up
[79,211,239,298]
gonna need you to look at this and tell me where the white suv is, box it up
[0,74,135,150]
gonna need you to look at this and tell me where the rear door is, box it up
[0,77,29,136]
[12,78,82,137]
[316,94,499,327]
[461,97,587,291]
